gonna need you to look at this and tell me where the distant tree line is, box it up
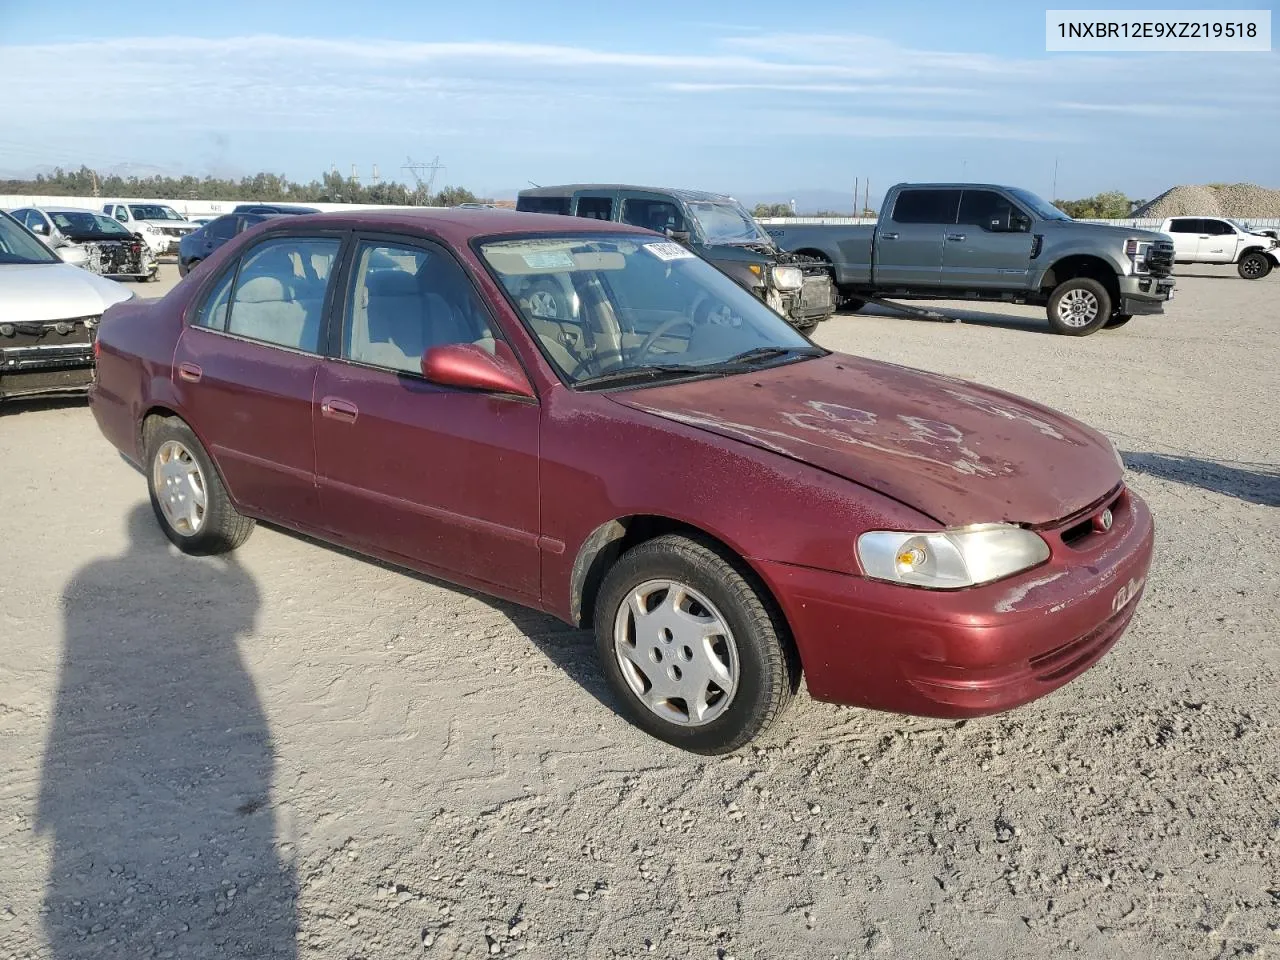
[1052,191,1147,219]
[0,165,490,207]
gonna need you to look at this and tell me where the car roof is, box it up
[519,184,739,204]
[890,183,1027,192]
[253,207,659,243]
[28,206,107,214]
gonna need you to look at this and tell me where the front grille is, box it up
[1,316,97,376]
[800,276,833,310]
[1145,240,1175,277]
[161,226,189,237]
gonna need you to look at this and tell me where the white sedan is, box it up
[0,211,134,403]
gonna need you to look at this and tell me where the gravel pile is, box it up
[1135,182,1280,218]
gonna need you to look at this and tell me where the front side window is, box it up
[479,234,818,387]
[892,189,962,224]
[0,212,58,264]
[1204,219,1234,236]
[223,237,341,352]
[958,190,1025,230]
[343,241,496,375]
[194,268,236,330]
[620,199,686,235]
[207,216,237,241]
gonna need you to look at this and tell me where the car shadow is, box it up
[1122,451,1280,507]
[37,504,298,958]
[848,302,1049,334]
[1172,273,1252,281]
[260,521,624,721]
[0,396,88,418]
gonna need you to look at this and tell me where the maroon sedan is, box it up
[89,210,1154,754]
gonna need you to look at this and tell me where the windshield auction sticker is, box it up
[644,242,697,261]
[1046,9,1270,50]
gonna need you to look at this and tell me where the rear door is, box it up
[1166,218,1204,260]
[942,189,1035,287]
[171,231,345,527]
[876,188,959,286]
[312,235,542,600]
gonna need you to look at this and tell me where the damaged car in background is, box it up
[0,211,133,402]
[517,184,838,333]
[103,201,198,256]
[9,207,159,281]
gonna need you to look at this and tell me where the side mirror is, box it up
[421,343,535,399]
[665,227,692,244]
[30,221,47,235]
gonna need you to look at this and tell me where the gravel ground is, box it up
[0,264,1276,960]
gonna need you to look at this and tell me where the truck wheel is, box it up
[1047,278,1111,336]
[1104,314,1133,329]
[1238,252,1272,280]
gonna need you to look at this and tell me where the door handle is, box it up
[320,396,359,423]
[880,232,899,240]
[1199,235,1209,239]
[178,362,202,383]
[946,233,967,242]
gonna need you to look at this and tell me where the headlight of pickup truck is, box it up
[857,524,1050,589]
[1124,238,1153,274]
[771,265,804,290]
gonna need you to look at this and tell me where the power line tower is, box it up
[401,155,445,198]
[371,163,381,185]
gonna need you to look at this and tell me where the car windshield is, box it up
[129,204,184,220]
[0,213,59,264]
[1007,188,1072,221]
[688,201,771,245]
[50,211,133,238]
[479,234,821,389]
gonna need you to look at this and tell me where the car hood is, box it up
[0,262,133,322]
[610,353,1121,527]
[1056,220,1167,243]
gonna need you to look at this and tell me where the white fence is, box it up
[4,195,1278,233]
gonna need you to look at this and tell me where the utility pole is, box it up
[854,178,859,216]
[864,180,870,217]
[1052,157,1059,200]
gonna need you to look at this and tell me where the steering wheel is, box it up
[635,315,695,364]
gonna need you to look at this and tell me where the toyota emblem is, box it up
[1099,508,1114,531]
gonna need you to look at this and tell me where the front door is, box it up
[312,236,542,601]
[171,232,344,526]
[875,188,959,286]
[941,189,1035,287]
[1199,219,1238,263]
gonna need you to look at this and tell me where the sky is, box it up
[1,0,1277,208]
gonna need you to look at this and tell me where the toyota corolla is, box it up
[88,209,1154,754]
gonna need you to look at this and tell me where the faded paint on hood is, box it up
[0,262,133,323]
[610,353,1121,526]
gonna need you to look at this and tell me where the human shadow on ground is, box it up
[37,504,297,959]
[1122,451,1280,508]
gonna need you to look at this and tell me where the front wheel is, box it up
[840,296,867,313]
[1047,278,1111,336]
[1104,313,1133,329]
[145,417,254,554]
[1238,252,1272,280]
[593,534,799,754]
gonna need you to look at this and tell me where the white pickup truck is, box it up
[1159,216,1280,280]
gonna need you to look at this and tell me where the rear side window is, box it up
[222,237,341,352]
[620,198,685,234]
[517,196,571,215]
[1167,218,1201,233]
[892,189,961,224]
[575,197,613,220]
[207,216,236,241]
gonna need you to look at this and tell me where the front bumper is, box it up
[756,485,1155,718]
[1119,274,1176,315]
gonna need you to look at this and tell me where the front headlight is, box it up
[771,265,804,291]
[1123,238,1152,274]
[857,524,1050,589]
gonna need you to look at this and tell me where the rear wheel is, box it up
[593,534,798,754]
[144,417,254,554]
[1238,252,1272,280]
[1047,278,1111,336]
[1104,313,1133,329]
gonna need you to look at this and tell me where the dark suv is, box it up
[516,184,837,332]
[178,212,281,276]
[230,204,321,215]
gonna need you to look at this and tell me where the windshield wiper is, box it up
[715,345,826,367]
[574,363,710,390]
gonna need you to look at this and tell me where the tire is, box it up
[1047,278,1111,336]
[794,320,819,336]
[1104,313,1133,329]
[593,534,799,754]
[1238,252,1272,280]
[144,417,254,555]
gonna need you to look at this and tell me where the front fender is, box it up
[1030,243,1128,288]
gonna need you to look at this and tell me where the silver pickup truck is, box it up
[764,182,1177,336]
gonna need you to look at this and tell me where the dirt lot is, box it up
[1,264,1276,960]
